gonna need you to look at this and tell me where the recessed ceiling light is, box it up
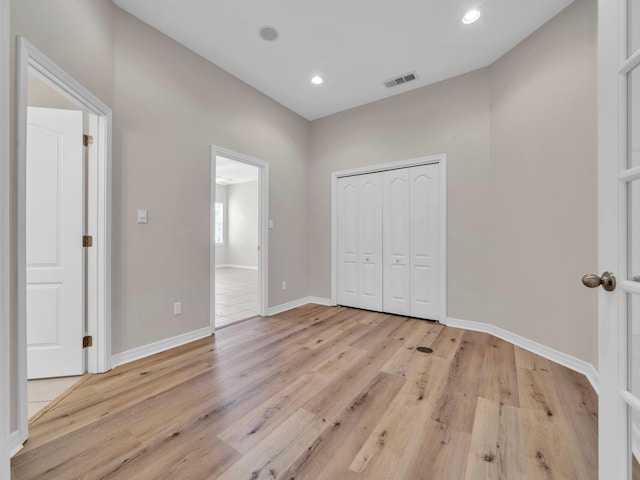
[462,8,482,24]
[311,75,324,85]
[259,26,279,41]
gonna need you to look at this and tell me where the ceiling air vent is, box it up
[384,72,418,88]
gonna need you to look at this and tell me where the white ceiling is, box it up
[216,156,259,185]
[112,0,573,121]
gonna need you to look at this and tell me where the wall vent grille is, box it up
[384,72,418,88]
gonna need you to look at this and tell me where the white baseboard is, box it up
[215,264,258,270]
[446,317,599,394]
[111,326,214,369]
[307,296,333,307]
[9,430,22,457]
[268,296,333,316]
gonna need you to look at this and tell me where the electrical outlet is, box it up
[173,302,182,315]
[282,281,287,290]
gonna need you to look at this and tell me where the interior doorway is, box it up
[210,146,269,329]
[14,37,112,452]
[25,74,86,420]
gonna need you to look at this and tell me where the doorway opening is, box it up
[210,146,268,329]
[14,37,112,451]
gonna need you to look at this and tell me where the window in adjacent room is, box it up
[215,202,224,244]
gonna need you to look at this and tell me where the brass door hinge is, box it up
[83,336,93,348]
[83,134,93,147]
[82,235,93,247]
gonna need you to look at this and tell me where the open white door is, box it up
[597,0,640,477]
[26,106,84,379]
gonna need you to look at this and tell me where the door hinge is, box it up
[82,235,93,247]
[83,134,93,147]
[83,335,93,348]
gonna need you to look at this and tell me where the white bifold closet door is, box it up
[338,162,440,321]
[357,173,383,311]
[337,175,359,307]
[408,164,439,319]
[337,173,383,310]
[382,168,411,315]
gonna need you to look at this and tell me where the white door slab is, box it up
[383,168,410,316]
[410,164,439,320]
[337,175,359,308]
[357,172,383,311]
[26,106,84,379]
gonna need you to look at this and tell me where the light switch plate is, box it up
[137,209,148,224]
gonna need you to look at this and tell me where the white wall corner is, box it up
[446,317,599,394]
[111,326,214,369]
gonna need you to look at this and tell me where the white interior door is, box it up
[337,175,359,308]
[383,168,410,315]
[410,164,439,320]
[357,172,383,311]
[26,106,84,379]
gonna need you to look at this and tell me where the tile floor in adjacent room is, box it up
[27,376,83,419]
[215,267,259,328]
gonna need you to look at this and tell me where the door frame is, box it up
[1,0,10,475]
[210,145,269,329]
[14,37,112,448]
[330,154,447,323]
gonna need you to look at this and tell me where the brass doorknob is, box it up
[582,272,616,292]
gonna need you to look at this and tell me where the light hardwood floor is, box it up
[11,305,597,479]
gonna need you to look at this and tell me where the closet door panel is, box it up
[410,164,439,319]
[383,168,410,315]
[358,173,383,311]
[337,176,359,307]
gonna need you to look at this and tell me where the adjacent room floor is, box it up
[11,305,598,479]
[215,267,259,328]
[27,376,83,419]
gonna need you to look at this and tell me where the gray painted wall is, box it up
[227,181,259,268]
[7,0,597,438]
[10,0,310,432]
[308,0,597,366]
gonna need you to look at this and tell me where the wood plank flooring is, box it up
[11,305,598,479]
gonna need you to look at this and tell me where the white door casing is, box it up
[16,36,112,451]
[210,145,269,328]
[1,0,10,475]
[357,173,383,311]
[383,168,410,316]
[26,107,84,379]
[337,176,359,308]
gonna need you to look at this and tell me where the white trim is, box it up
[215,264,258,270]
[1,0,9,475]
[210,146,269,331]
[9,431,22,457]
[268,296,332,316]
[447,317,599,393]
[111,326,214,369]
[15,37,112,448]
[330,154,447,323]
[307,296,332,307]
